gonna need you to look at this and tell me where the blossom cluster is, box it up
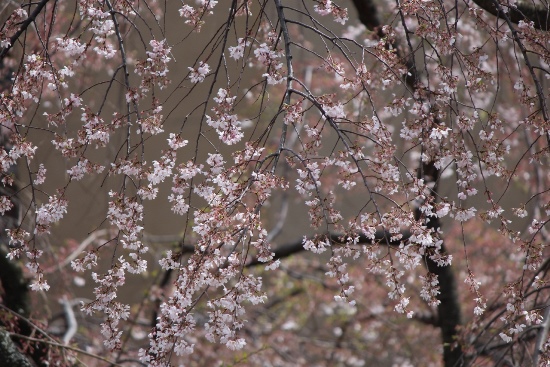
[179,0,219,31]
[313,0,349,24]
[1,0,549,364]
[206,88,244,145]
[135,40,172,92]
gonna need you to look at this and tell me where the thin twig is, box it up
[9,333,125,366]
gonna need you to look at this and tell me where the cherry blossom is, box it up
[1,0,550,366]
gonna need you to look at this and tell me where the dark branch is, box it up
[352,0,550,32]
[246,230,408,267]
[0,0,51,62]
[472,0,550,31]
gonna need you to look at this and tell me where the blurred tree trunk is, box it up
[0,329,34,367]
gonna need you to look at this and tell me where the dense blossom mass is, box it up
[0,0,550,366]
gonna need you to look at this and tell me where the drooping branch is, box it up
[246,227,462,366]
[273,0,293,170]
[352,0,550,31]
[0,100,49,367]
[489,0,550,146]
[350,1,465,366]
[0,0,51,62]
[471,0,550,31]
